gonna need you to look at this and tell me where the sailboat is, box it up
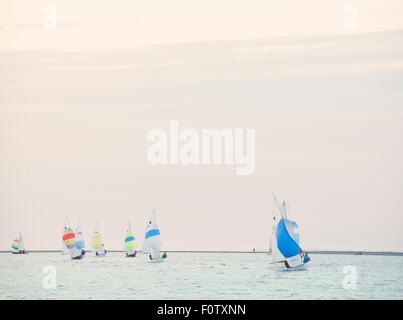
[11,232,26,254]
[75,222,86,256]
[124,222,137,257]
[92,223,106,256]
[142,208,167,262]
[270,195,310,269]
[62,218,83,260]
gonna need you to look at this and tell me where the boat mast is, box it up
[65,216,72,227]
[272,194,282,216]
[286,201,291,220]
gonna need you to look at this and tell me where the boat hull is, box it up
[284,253,310,270]
[126,251,137,257]
[149,255,167,263]
[95,249,106,257]
[284,262,308,270]
[69,247,84,260]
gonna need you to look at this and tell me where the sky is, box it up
[1,1,403,251]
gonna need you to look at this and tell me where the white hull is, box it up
[95,249,106,257]
[126,250,137,257]
[70,247,83,260]
[284,263,307,271]
[272,260,308,271]
[284,254,310,270]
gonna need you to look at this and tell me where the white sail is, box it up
[270,212,286,263]
[280,201,287,218]
[18,232,25,252]
[270,196,288,263]
[142,208,163,259]
[285,220,300,245]
[286,201,291,219]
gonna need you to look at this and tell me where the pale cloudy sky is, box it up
[1,1,403,251]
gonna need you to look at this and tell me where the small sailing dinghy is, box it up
[142,208,167,262]
[92,223,106,256]
[124,222,137,257]
[62,218,83,260]
[270,195,310,269]
[75,222,86,256]
[11,232,26,254]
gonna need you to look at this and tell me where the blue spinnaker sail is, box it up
[276,219,302,258]
[76,239,85,250]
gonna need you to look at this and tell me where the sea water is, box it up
[0,252,402,299]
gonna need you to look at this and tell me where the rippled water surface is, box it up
[0,252,402,299]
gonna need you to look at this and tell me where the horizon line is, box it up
[1,249,403,256]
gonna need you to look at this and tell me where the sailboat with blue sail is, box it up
[142,208,167,262]
[270,195,310,269]
[75,222,86,256]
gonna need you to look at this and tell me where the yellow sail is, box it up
[92,231,103,250]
